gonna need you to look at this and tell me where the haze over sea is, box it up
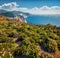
[26,15,60,26]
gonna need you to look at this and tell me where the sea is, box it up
[26,15,60,26]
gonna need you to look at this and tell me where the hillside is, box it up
[0,10,30,20]
[0,15,60,58]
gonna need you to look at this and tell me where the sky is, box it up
[0,0,60,15]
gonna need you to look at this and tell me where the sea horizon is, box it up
[26,14,60,27]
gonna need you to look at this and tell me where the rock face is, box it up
[14,16,27,23]
[0,15,26,23]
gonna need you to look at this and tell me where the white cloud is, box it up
[0,2,19,11]
[25,6,60,15]
[0,2,60,15]
[27,6,60,15]
[19,8,28,11]
[40,6,51,10]
[51,6,60,10]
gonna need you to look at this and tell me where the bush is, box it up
[48,33,59,40]
[40,38,57,53]
[14,43,39,58]
[39,53,53,58]
[17,33,28,42]
[0,43,14,58]
[0,37,6,43]
[56,40,60,50]
[8,31,17,38]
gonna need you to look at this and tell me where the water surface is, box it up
[26,15,60,26]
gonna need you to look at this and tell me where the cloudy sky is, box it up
[0,0,60,15]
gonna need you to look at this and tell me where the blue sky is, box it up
[0,0,60,15]
[0,0,60,8]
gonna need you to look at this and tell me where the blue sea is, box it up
[26,15,60,26]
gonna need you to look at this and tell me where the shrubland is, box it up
[0,15,60,58]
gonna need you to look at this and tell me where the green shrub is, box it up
[56,40,60,50]
[41,38,57,53]
[14,43,39,58]
[8,31,17,38]
[0,37,6,43]
[39,53,53,58]
[18,33,28,41]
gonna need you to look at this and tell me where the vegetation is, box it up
[0,15,60,58]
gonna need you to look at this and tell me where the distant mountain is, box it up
[0,10,30,22]
[0,12,15,17]
[0,9,7,13]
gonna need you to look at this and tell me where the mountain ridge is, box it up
[0,9,30,23]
